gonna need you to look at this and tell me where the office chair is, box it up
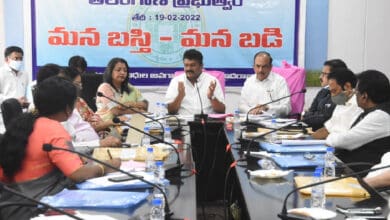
[1,98,23,130]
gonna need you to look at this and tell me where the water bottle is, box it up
[153,161,166,214]
[154,161,165,187]
[145,147,155,172]
[160,103,167,118]
[324,147,336,177]
[311,167,325,208]
[233,109,241,140]
[269,114,277,143]
[141,126,151,147]
[155,102,161,118]
[150,198,164,220]
[163,126,172,144]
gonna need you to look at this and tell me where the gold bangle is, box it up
[97,164,105,176]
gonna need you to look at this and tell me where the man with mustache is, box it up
[239,51,291,116]
[312,68,362,139]
[165,49,225,115]
[302,59,347,131]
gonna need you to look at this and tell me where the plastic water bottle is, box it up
[233,109,241,140]
[269,114,278,143]
[154,161,165,187]
[163,126,172,144]
[141,126,151,147]
[153,161,166,215]
[150,198,164,220]
[145,147,155,172]
[311,167,325,208]
[324,147,336,177]
[161,103,167,118]
[155,102,161,118]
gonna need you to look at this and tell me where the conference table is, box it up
[69,128,197,220]
[190,121,389,220]
[55,117,389,220]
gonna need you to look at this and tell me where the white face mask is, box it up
[8,60,23,71]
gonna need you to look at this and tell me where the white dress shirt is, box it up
[239,72,291,116]
[324,94,363,134]
[62,109,100,150]
[0,64,29,104]
[326,108,390,150]
[165,72,225,115]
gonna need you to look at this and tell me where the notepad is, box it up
[40,189,149,209]
[294,176,370,198]
[259,141,328,153]
[125,114,146,146]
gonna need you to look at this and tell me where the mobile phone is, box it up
[108,175,143,182]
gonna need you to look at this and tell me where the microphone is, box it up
[112,117,183,177]
[42,144,173,218]
[96,92,165,136]
[278,164,389,219]
[245,88,307,124]
[0,182,82,220]
[194,81,208,122]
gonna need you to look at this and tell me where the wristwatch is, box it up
[209,95,216,100]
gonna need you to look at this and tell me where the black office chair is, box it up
[81,73,103,112]
[1,98,23,130]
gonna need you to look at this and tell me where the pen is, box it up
[107,149,113,160]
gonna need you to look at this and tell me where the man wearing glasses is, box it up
[302,59,347,130]
[0,46,29,108]
[239,51,291,117]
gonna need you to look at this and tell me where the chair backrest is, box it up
[81,73,103,112]
[272,61,306,116]
[1,98,23,130]
[174,70,225,95]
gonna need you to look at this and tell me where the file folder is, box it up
[259,141,328,153]
[40,189,149,209]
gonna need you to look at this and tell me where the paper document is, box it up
[125,114,146,146]
[281,139,327,146]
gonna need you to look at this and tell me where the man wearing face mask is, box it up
[0,46,29,108]
[327,70,390,173]
[302,59,347,131]
[312,68,363,139]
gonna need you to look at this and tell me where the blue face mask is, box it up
[331,92,347,105]
[8,60,23,71]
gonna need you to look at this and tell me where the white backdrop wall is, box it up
[328,0,390,79]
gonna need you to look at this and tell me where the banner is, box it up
[31,0,299,86]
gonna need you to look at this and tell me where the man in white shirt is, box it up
[165,49,225,115]
[326,70,390,172]
[312,68,362,139]
[239,51,291,116]
[0,46,29,107]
